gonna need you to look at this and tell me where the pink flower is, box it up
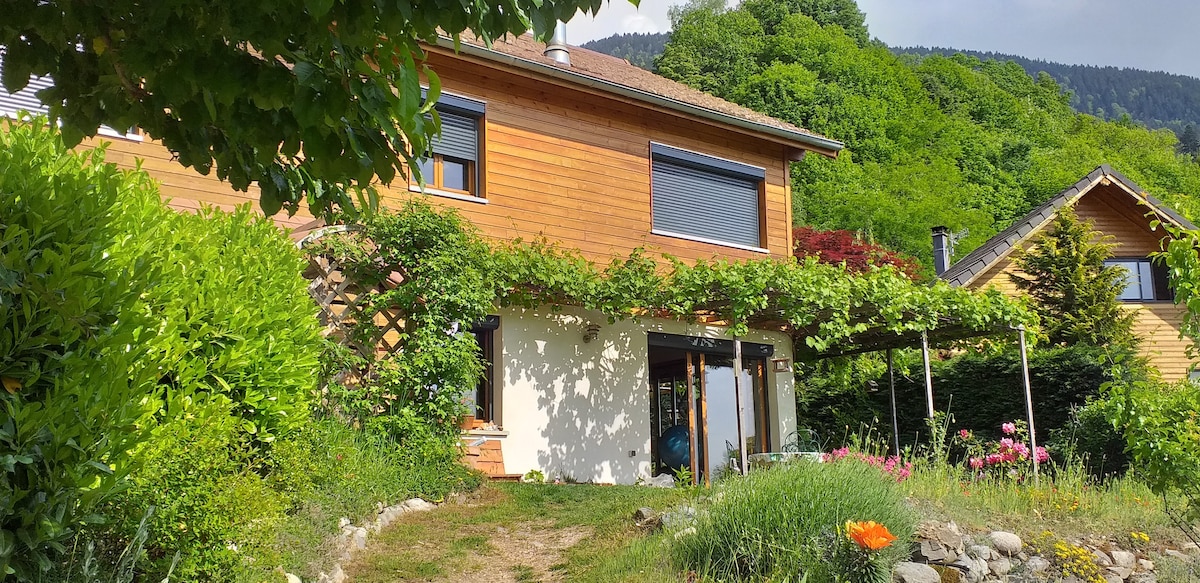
[969,457,984,470]
[985,453,1003,465]
[959,429,970,439]
[999,438,1015,452]
[1035,447,1050,463]
[1002,422,1016,435]
[1013,443,1030,459]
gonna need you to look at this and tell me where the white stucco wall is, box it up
[492,305,796,485]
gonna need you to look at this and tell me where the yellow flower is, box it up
[845,520,897,551]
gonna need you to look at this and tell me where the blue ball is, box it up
[659,425,691,471]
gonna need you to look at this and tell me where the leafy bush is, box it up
[109,197,323,447]
[0,120,157,577]
[1049,397,1130,477]
[672,461,916,582]
[105,403,289,581]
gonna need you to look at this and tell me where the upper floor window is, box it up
[1106,258,1171,301]
[650,142,766,252]
[413,91,484,199]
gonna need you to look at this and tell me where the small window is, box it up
[413,92,484,198]
[1106,258,1172,301]
[467,315,500,425]
[650,143,766,251]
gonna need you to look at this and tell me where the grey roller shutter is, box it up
[652,153,763,249]
[0,52,52,117]
[431,110,478,162]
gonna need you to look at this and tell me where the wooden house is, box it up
[0,32,844,484]
[938,165,1196,381]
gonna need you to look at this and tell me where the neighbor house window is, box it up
[1106,258,1171,301]
[650,142,766,251]
[0,51,141,140]
[413,91,484,198]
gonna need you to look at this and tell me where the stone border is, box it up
[283,498,438,583]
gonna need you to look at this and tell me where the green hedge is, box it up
[0,121,158,577]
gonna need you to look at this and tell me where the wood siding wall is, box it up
[77,49,797,265]
[968,183,1193,381]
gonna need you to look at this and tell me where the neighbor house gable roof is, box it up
[432,34,843,156]
[940,164,1197,288]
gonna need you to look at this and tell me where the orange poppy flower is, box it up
[845,520,897,551]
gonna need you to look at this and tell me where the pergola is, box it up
[724,312,1041,484]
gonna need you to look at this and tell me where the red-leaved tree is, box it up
[793,226,920,278]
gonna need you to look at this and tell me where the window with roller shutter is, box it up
[650,142,766,251]
[412,91,484,199]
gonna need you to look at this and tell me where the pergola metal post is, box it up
[1017,325,1039,485]
[734,337,749,476]
[921,331,935,419]
[888,348,900,457]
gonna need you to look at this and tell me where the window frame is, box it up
[469,315,500,425]
[1105,257,1173,303]
[0,51,143,142]
[409,90,486,203]
[648,142,769,253]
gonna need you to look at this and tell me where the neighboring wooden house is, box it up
[0,32,844,484]
[938,165,1196,381]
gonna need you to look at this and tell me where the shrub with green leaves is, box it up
[0,120,157,578]
[671,461,916,582]
[109,197,323,446]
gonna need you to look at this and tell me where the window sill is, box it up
[463,428,507,437]
[651,229,770,254]
[409,184,488,204]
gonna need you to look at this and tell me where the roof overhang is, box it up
[430,36,844,158]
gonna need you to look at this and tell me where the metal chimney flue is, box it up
[544,21,570,66]
[932,226,952,276]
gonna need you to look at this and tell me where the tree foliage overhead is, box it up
[651,1,1200,271]
[1,0,632,218]
[1009,208,1137,348]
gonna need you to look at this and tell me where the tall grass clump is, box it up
[672,461,916,582]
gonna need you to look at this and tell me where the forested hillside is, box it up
[580,32,668,70]
[648,0,1200,271]
[897,46,1200,138]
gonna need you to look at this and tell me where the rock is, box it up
[285,573,303,583]
[1128,573,1157,583]
[989,531,1022,556]
[1092,548,1114,567]
[966,545,992,560]
[330,564,347,583]
[316,573,331,583]
[989,556,1012,576]
[950,557,987,583]
[634,507,656,522]
[917,540,950,562]
[1111,549,1137,568]
[337,517,351,529]
[1164,549,1189,561]
[1103,574,1123,583]
[1025,556,1051,573]
[930,565,961,583]
[919,520,966,553]
[647,473,675,488]
[1107,565,1133,580]
[1138,558,1154,571]
[352,527,368,550]
[893,561,941,583]
[661,505,696,529]
[403,498,435,512]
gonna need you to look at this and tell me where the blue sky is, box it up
[566,0,1200,78]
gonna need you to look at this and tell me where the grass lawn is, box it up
[346,482,694,583]
[347,464,1189,582]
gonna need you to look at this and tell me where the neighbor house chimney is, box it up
[544,21,570,65]
[932,226,952,276]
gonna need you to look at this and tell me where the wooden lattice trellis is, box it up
[299,226,405,355]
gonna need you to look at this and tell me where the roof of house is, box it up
[939,164,1197,288]
[435,33,843,155]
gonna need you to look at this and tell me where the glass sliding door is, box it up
[648,333,773,486]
